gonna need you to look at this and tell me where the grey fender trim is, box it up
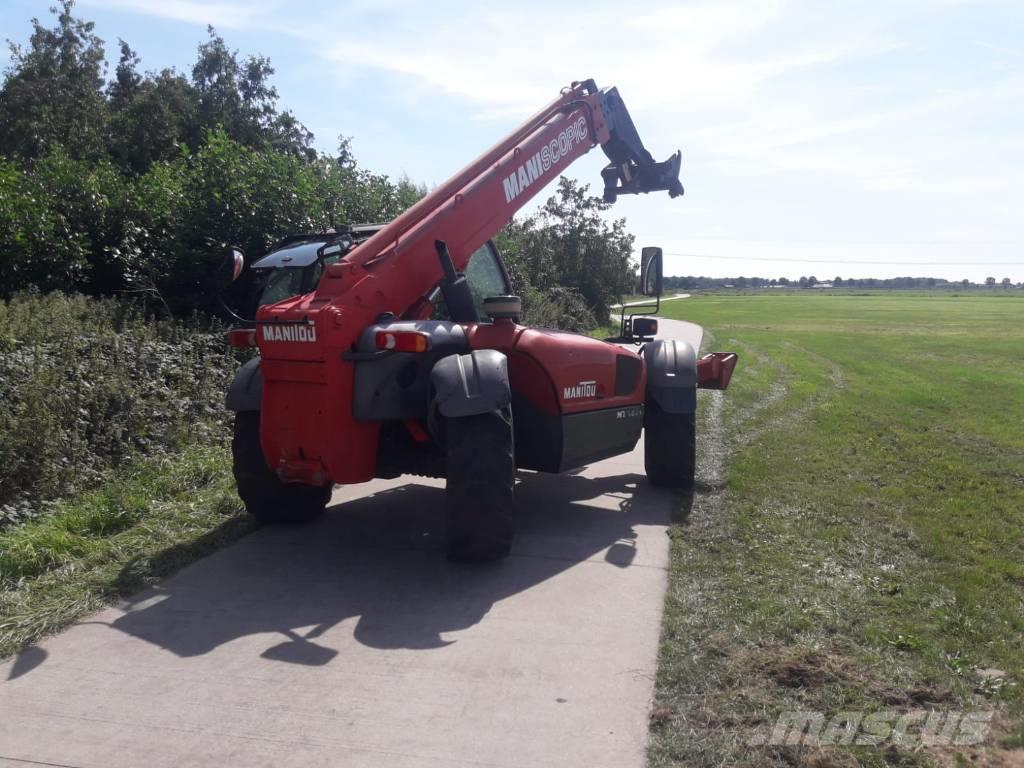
[644,338,697,413]
[430,350,511,418]
[226,357,262,412]
[352,320,469,422]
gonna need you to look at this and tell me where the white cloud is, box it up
[975,40,1023,57]
[319,1,868,118]
[82,0,278,30]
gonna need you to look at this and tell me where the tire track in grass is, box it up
[725,339,791,419]
[727,341,847,450]
[691,330,848,504]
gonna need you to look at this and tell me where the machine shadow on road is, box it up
[91,470,672,666]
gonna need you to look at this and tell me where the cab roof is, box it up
[250,225,384,270]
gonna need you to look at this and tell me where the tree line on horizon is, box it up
[662,275,1021,290]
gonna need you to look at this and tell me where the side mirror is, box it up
[640,247,663,297]
[630,316,658,338]
[482,295,522,321]
[227,247,245,282]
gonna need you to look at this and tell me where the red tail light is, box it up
[375,330,430,353]
[227,328,257,348]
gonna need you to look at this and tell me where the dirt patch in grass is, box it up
[755,647,855,690]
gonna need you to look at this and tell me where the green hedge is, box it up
[0,292,240,525]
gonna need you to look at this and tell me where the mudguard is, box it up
[352,320,469,421]
[644,339,697,413]
[430,350,511,418]
[226,357,262,412]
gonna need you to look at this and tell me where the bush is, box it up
[497,178,635,327]
[0,292,239,525]
[519,285,597,332]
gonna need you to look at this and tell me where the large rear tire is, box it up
[232,411,331,524]
[643,398,696,489]
[444,407,515,563]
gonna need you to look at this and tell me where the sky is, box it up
[2,0,1022,281]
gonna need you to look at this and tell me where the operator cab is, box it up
[250,226,382,308]
[228,226,517,324]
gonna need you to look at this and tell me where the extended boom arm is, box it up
[310,79,683,317]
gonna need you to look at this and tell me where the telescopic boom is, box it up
[310,78,683,317]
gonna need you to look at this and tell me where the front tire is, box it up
[232,411,331,524]
[643,398,696,489]
[444,407,516,563]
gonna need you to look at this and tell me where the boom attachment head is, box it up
[596,87,684,203]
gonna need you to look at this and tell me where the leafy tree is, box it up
[1002,277,1011,288]
[109,69,197,172]
[0,149,132,293]
[107,39,140,108]
[500,178,634,324]
[985,276,996,287]
[268,111,316,162]
[0,0,108,160]
[189,27,314,160]
[0,3,641,327]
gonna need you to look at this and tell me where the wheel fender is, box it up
[644,339,697,414]
[430,350,511,418]
[226,357,262,412]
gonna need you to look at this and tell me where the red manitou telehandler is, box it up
[224,79,737,562]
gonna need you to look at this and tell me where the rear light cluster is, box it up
[227,328,257,348]
[375,331,430,353]
[228,328,432,353]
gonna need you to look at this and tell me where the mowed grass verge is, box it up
[0,447,249,657]
[649,292,1024,767]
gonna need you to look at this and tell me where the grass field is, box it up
[648,292,1024,767]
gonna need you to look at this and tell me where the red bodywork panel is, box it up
[467,321,646,416]
[256,314,647,486]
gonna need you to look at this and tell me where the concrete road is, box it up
[611,293,690,309]
[0,320,702,768]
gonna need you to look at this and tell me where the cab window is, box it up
[431,243,511,321]
[258,267,313,307]
[465,244,511,317]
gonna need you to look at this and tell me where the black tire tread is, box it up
[644,399,696,489]
[445,408,515,563]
